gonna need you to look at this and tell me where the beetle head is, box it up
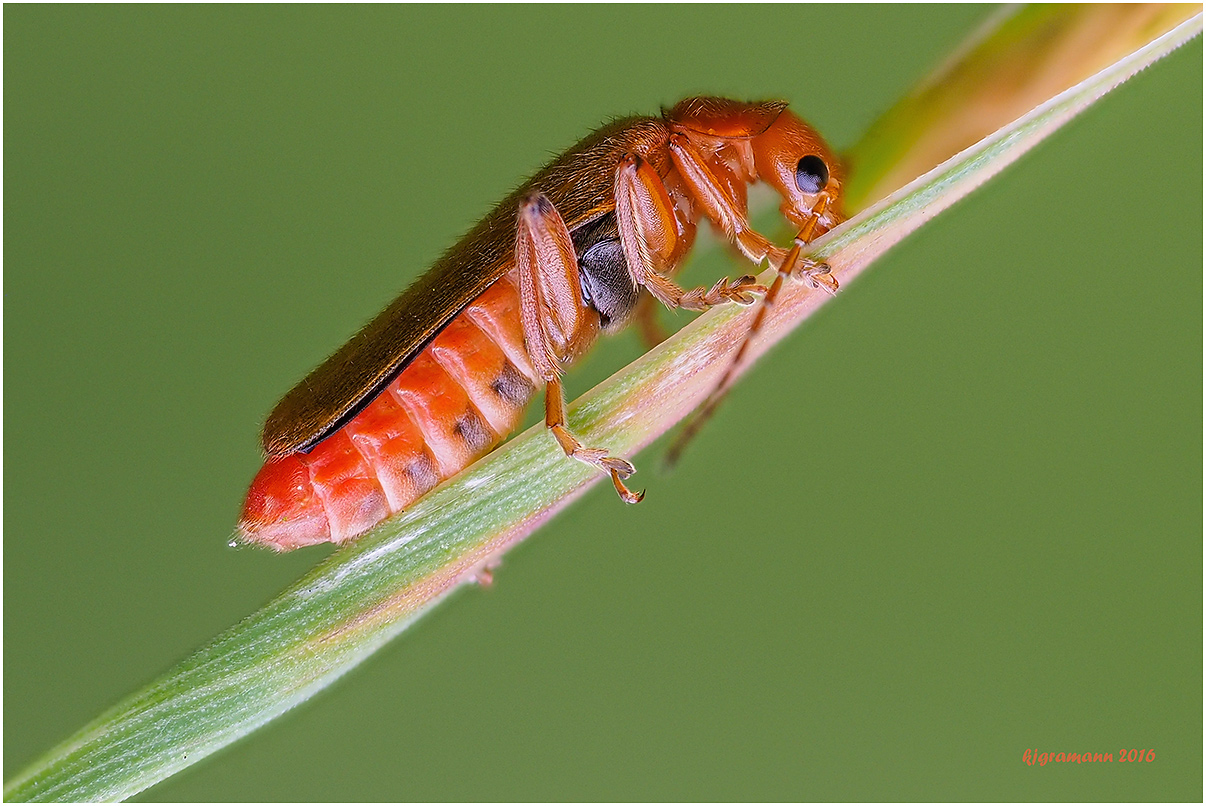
[751,108,846,236]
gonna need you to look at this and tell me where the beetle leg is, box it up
[781,192,838,293]
[630,190,696,349]
[666,132,835,286]
[615,153,766,313]
[665,193,835,467]
[632,293,670,348]
[545,377,643,503]
[515,192,644,504]
[666,133,774,264]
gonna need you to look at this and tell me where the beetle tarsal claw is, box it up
[713,275,766,306]
[608,469,645,504]
[615,480,645,504]
[579,451,641,502]
[568,447,635,478]
[794,259,839,294]
[601,456,637,478]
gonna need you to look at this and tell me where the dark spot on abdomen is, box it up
[406,454,440,494]
[490,362,536,407]
[454,408,495,454]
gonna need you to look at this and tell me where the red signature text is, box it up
[1023,748,1156,766]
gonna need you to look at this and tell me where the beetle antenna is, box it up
[666,197,834,468]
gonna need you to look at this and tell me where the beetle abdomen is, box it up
[239,275,541,550]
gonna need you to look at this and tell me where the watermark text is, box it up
[1023,748,1156,766]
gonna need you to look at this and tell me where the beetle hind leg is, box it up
[515,192,644,504]
[546,377,643,503]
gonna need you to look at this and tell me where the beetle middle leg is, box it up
[515,192,644,503]
[631,293,670,348]
[614,154,766,313]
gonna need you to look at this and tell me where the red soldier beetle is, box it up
[239,96,847,550]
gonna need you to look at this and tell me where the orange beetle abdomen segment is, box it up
[344,391,440,511]
[305,430,390,544]
[430,316,525,436]
[239,454,331,550]
[389,352,498,478]
[463,274,538,383]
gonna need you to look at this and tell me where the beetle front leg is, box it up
[666,133,836,290]
[781,192,838,293]
[664,191,838,468]
[515,193,644,504]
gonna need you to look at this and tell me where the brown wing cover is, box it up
[262,115,671,456]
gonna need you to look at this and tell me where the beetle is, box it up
[239,96,847,550]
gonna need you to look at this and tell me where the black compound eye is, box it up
[795,155,829,194]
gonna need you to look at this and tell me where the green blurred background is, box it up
[5,5,1201,801]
